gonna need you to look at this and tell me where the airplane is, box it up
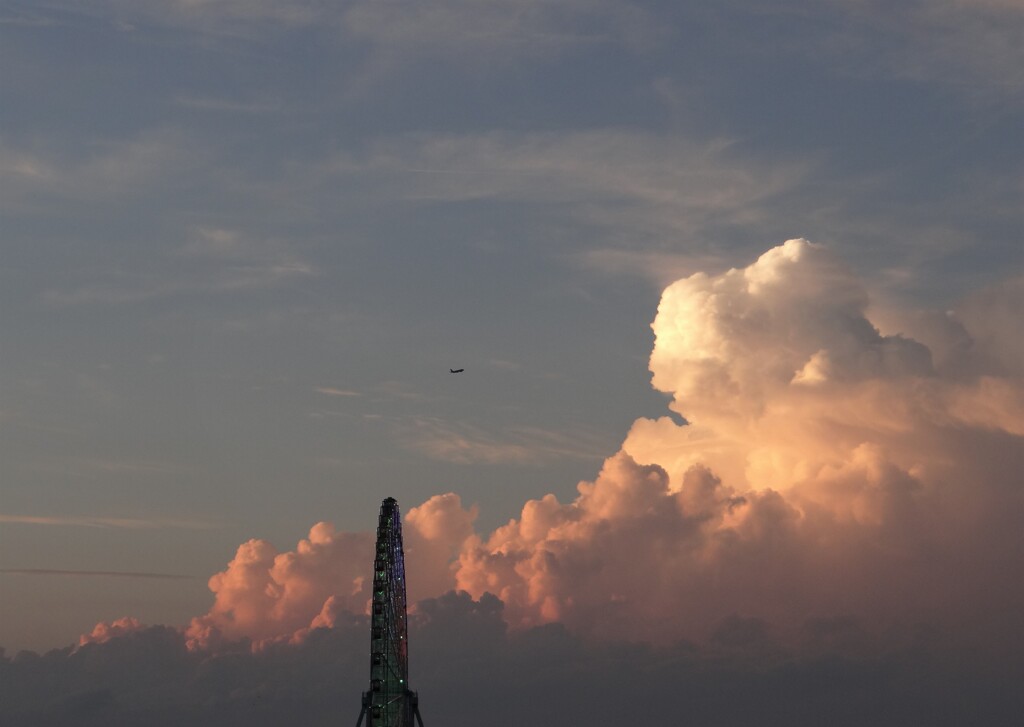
[449,368,464,373]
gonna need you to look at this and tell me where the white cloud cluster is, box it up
[166,240,1022,656]
[452,241,1023,643]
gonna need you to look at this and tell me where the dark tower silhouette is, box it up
[356,498,425,727]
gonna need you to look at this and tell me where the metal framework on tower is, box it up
[356,498,425,727]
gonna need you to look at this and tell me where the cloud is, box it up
[287,129,810,286]
[21,456,185,478]
[184,522,375,649]
[131,239,1018,658]
[444,241,1024,648]
[397,417,608,465]
[97,0,323,30]
[5,240,1020,722]
[0,569,194,580]
[40,226,315,306]
[647,239,933,420]
[181,494,477,650]
[953,274,1024,376]
[324,131,807,245]
[2,598,1021,726]
[87,0,656,59]
[72,239,1018,656]
[777,0,1024,94]
[404,495,480,600]
[314,387,361,397]
[577,248,729,289]
[0,514,216,530]
[342,0,658,61]
[77,617,148,646]
[0,129,201,214]
[445,241,1022,641]
[172,95,281,114]
[0,11,55,27]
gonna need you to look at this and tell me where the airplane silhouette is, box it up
[450,368,464,373]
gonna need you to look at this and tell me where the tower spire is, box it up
[356,498,425,727]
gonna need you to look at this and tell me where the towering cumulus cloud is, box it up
[153,240,1021,654]
[454,239,1023,647]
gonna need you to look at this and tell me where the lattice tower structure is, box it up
[357,498,424,727]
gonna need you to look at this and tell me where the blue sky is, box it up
[1,0,1022,662]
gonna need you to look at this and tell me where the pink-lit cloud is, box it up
[78,616,146,647]
[453,240,1023,646]
[184,523,374,649]
[181,494,478,650]
[99,240,1020,656]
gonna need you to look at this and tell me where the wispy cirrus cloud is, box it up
[23,456,185,478]
[750,0,1024,95]
[0,129,203,213]
[578,248,732,289]
[41,226,315,306]
[85,0,657,58]
[0,568,195,580]
[0,11,54,27]
[172,94,282,114]
[398,417,610,465]
[313,387,361,397]
[863,0,1024,91]
[342,0,659,60]
[315,130,810,256]
[0,514,218,530]
[37,1,1024,94]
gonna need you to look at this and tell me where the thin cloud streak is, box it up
[167,241,1024,652]
[0,568,195,580]
[749,0,1024,95]
[314,387,362,397]
[39,227,317,306]
[23,456,186,477]
[398,417,611,465]
[172,95,282,114]
[0,514,219,530]
[577,248,732,288]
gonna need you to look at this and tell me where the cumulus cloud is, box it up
[449,240,1023,647]
[184,522,374,649]
[3,239,1022,722]
[78,617,147,647]
[86,239,1012,657]
[182,495,477,649]
[404,494,479,598]
[4,237,1010,724]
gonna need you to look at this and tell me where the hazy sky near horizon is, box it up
[1,6,1023,717]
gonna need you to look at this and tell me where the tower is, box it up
[356,498,425,727]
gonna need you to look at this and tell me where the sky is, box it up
[1,0,1022,724]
